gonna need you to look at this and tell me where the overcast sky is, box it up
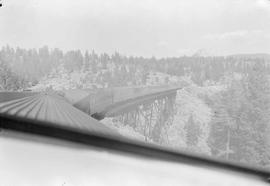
[1,0,270,57]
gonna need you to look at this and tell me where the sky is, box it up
[0,0,270,57]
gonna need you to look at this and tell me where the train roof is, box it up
[0,92,119,136]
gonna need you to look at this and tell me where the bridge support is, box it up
[115,92,177,144]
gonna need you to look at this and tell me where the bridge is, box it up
[62,85,180,120]
[0,85,182,141]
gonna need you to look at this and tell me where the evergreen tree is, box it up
[209,79,245,161]
[84,51,90,71]
[185,114,201,148]
[209,63,270,165]
[240,62,270,165]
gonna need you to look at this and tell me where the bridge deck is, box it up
[63,85,181,120]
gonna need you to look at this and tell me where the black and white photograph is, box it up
[1,0,270,185]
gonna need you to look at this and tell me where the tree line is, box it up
[1,45,270,90]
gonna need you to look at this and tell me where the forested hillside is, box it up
[1,45,270,90]
[1,45,270,166]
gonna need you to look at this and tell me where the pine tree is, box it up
[208,80,244,160]
[185,114,201,148]
[209,63,270,165]
[240,62,270,165]
[84,51,90,71]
